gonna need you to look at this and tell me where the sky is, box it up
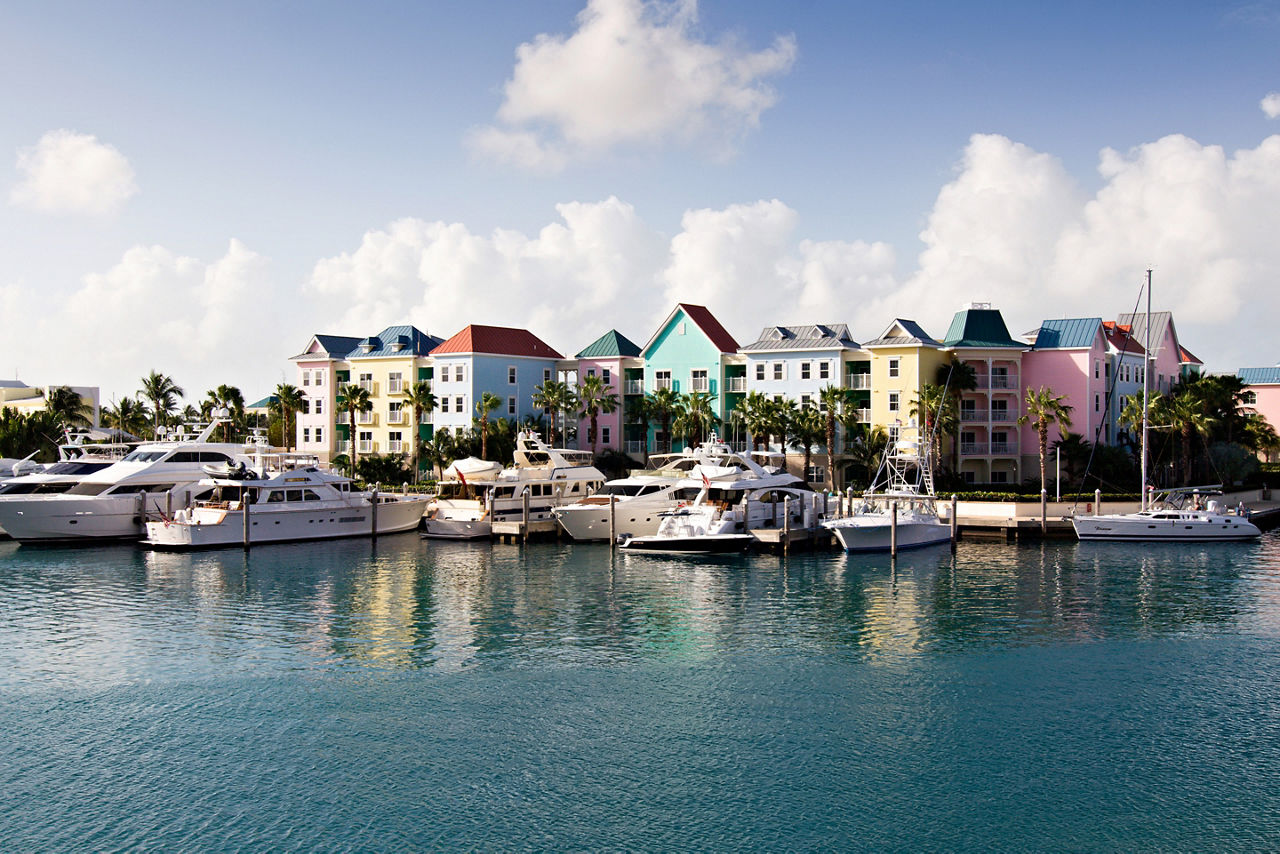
[2,0,1279,404]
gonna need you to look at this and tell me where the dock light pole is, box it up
[1055,447,1060,502]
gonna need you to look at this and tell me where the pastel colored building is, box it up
[1116,311,1187,395]
[429,324,564,438]
[1100,321,1146,446]
[862,319,948,434]
[1021,318,1110,481]
[574,329,643,455]
[291,334,362,463]
[340,325,443,462]
[1238,366,1280,462]
[639,304,743,452]
[0,381,100,427]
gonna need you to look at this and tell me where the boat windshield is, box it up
[599,484,645,497]
[121,450,169,463]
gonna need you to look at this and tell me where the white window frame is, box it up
[800,362,811,381]
[508,396,516,415]
[819,361,830,380]
[388,372,403,394]
[315,427,323,444]
[888,391,900,412]
[388,401,403,424]
[315,398,323,415]
[602,426,611,446]
[508,366,517,385]
[755,363,765,381]
[888,358,900,378]
[690,369,709,393]
[654,370,672,391]
[772,362,784,381]
[388,431,403,453]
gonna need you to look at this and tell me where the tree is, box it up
[403,381,438,481]
[1242,413,1280,460]
[788,404,825,483]
[273,383,305,452]
[623,395,651,461]
[140,371,184,436]
[910,383,957,477]
[336,383,373,471]
[645,387,681,453]
[204,385,245,441]
[576,374,619,454]
[1017,386,1073,493]
[819,385,852,491]
[736,391,773,452]
[475,391,502,459]
[1050,432,1093,488]
[672,391,718,448]
[531,380,576,447]
[842,423,888,490]
[765,397,798,453]
[1165,388,1216,485]
[103,397,150,437]
[45,386,93,429]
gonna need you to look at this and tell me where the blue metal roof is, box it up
[1033,318,1103,350]
[347,325,443,359]
[1238,367,1280,385]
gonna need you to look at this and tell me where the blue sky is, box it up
[2,0,1279,401]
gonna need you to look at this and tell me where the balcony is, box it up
[960,442,987,455]
[357,380,378,395]
[624,379,645,395]
[388,440,403,453]
[724,376,747,393]
[990,409,1017,423]
[338,440,350,454]
[386,410,405,426]
[846,374,872,390]
[990,441,1018,455]
[972,374,1019,390]
[654,378,673,391]
[960,441,1019,456]
[960,408,987,422]
[689,377,709,393]
[358,440,374,454]
[625,440,647,455]
[387,380,403,394]
[357,411,376,426]
[855,408,871,422]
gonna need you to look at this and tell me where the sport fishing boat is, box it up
[1072,486,1260,542]
[823,424,951,553]
[143,465,429,549]
[0,421,265,543]
[0,432,135,537]
[552,434,757,541]
[422,431,606,539]
[619,471,812,554]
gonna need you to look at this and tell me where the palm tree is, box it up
[1166,388,1216,485]
[140,371,184,437]
[1242,413,1280,461]
[843,423,889,490]
[910,383,957,477]
[1017,386,1073,492]
[788,404,826,484]
[103,397,150,437]
[45,386,93,429]
[672,392,718,448]
[737,391,773,452]
[475,391,503,459]
[403,381,438,481]
[337,383,373,471]
[531,380,577,446]
[766,397,798,452]
[273,383,305,452]
[645,387,681,453]
[624,395,651,461]
[819,385,853,490]
[205,385,245,441]
[576,374,619,454]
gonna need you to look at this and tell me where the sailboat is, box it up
[1072,270,1260,542]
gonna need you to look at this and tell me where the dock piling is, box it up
[609,494,617,550]
[890,500,898,557]
[950,494,958,552]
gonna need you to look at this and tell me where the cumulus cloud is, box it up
[10,130,138,214]
[470,0,796,169]
[1263,92,1280,119]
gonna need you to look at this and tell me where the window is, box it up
[388,401,402,423]
[819,361,830,380]
[388,372,403,393]
[315,372,323,387]
[301,398,311,415]
[602,427,611,446]
[315,427,323,444]
[455,365,466,382]
[801,362,811,380]
[508,366,517,384]
[508,396,516,415]
[888,391,900,412]
[1244,391,1258,405]
[773,362,783,380]
[755,363,765,381]
[544,369,552,383]
[603,369,611,385]
[806,464,826,484]
[315,398,323,415]
[655,370,672,390]
[1094,360,1100,379]
[963,471,976,485]
[388,432,403,453]
[1095,394,1100,412]
[691,369,708,392]
[586,368,596,377]
[359,372,373,392]
[303,427,311,443]
[888,358,900,378]
[358,431,373,453]
[991,471,1009,485]
[302,372,310,387]
[455,396,465,413]
[800,393,812,409]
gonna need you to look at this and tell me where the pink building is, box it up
[1238,366,1280,462]
[1021,319,1110,480]
[574,329,643,455]
[290,333,362,463]
[1116,311,1187,393]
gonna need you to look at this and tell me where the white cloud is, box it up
[471,0,796,169]
[1263,92,1280,119]
[10,130,138,215]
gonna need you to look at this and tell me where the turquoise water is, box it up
[4,533,1280,850]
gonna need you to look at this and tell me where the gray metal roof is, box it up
[1116,311,1176,358]
[739,323,859,352]
[863,319,941,347]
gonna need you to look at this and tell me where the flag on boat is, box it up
[701,471,711,490]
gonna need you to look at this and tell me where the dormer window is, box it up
[360,344,373,354]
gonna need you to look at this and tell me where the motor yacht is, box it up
[143,465,429,549]
[422,432,606,539]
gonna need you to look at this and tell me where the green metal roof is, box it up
[576,329,642,359]
[943,307,1023,348]
[1032,318,1102,350]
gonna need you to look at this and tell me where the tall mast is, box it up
[1141,269,1151,511]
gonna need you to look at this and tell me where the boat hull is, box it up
[825,515,952,553]
[0,495,153,543]
[1072,514,1261,542]
[620,533,753,554]
[552,503,669,541]
[144,498,428,549]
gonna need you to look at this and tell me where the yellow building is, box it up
[0,381,100,425]
[336,326,443,462]
[862,319,948,431]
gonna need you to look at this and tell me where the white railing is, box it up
[690,377,709,392]
[624,380,645,395]
[338,440,350,454]
[654,378,672,391]
[338,412,350,425]
[990,441,1018,455]
[358,380,377,394]
[358,440,374,454]
[990,374,1017,389]
[846,374,872,390]
[386,410,404,425]
[725,377,747,392]
[357,411,375,425]
[388,440,402,453]
[960,408,988,422]
[990,409,1017,423]
[856,408,871,422]
[625,440,647,454]
[960,442,987,455]
[387,379,403,394]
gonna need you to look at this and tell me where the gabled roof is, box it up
[943,306,1024,348]
[1101,322,1145,356]
[431,324,563,359]
[1032,318,1103,350]
[348,325,443,359]
[739,323,859,352]
[862,318,940,348]
[1179,345,1203,366]
[246,394,278,411]
[1239,367,1280,385]
[291,333,363,361]
[641,303,740,356]
[1116,311,1178,359]
[576,329,642,359]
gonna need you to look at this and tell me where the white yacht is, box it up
[1073,487,1260,542]
[619,470,812,554]
[823,425,951,553]
[0,422,264,543]
[552,435,755,541]
[143,465,429,549]
[422,432,606,539]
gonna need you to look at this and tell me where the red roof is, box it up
[677,303,740,353]
[1102,322,1145,356]
[430,325,563,359]
[1179,345,1202,365]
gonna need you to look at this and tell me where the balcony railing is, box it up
[960,442,987,455]
[357,412,376,425]
[624,380,645,395]
[358,441,374,454]
[856,408,871,422]
[724,377,747,393]
[960,441,1019,456]
[387,380,403,394]
[358,380,378,395]
[990,409,1017,422]
[990,441,1018,455]
[690,377,709,393]
[338,440,350,454]
[960,408,987,422]
[386,411,405,425]
[625,440,647,455]
[388,441,403,453]
[972,374,1019,390]
[846,374,872,390]
[654,378,672,391]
